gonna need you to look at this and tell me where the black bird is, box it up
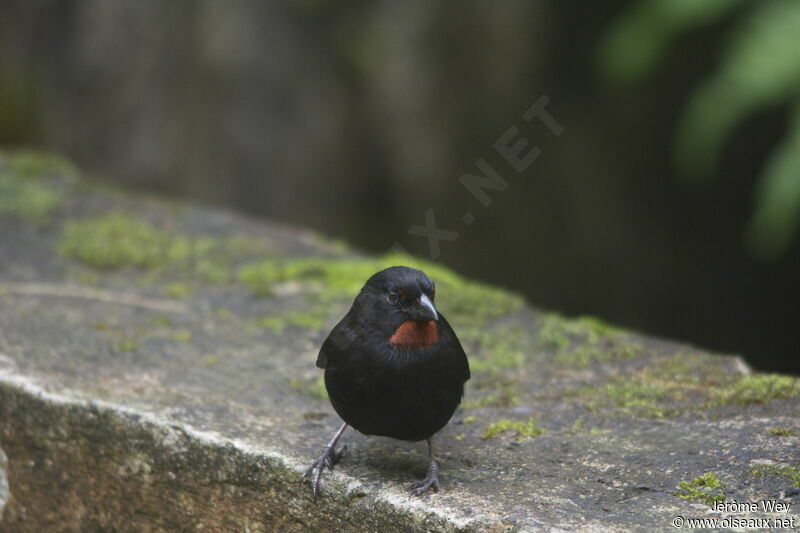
[304,266,470,499]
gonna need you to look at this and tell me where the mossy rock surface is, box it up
[1,150,799,531]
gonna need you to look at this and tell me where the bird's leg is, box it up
[410,437,441,496]
[304,422,348,501]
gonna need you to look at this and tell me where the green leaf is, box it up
[675,0,800,177]
[745,102,800,260]
[601,0,800,259]
[598,0,743,86]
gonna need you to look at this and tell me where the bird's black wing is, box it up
[316,335,333,369]
[316,313,354,369]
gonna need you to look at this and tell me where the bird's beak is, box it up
[407,293,438,322]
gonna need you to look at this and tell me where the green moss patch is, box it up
[640,354,800,409]
[577,378,677,419]
[640,352,728,387]
[465,326,528,374]
[0,177,61,222]
[239,257,375,299]
[60,213,190,270]
[572,353,718,418]
[165,282,193,299]
[59,212,266,286]
[482,417,545,441]
[171,329,192,342]
[59,213,522,342]
[712,374,800,406]
[752,464,800,486]
[599,380,675,417]
[456,325,530,410]
[673,472,725,506]
[238,252,524,325]
[572,351,800,420]
[610,352,724,415]
[0,150,74,223]
[538,313,643,368]
[112,337,140,352]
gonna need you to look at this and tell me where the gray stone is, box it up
[0,445,8,518]
[1,150,799,531]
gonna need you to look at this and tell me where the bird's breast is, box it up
[389,320,439,350]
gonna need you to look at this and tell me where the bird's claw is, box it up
[304,445,346,501]
[410,474,440,496]
[409,462,440,497]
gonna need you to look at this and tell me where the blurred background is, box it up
[1,0,798,372]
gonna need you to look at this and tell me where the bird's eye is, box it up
[386,291,399,304]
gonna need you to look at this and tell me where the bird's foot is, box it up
[410,460,440,497]
[304,445,346,501]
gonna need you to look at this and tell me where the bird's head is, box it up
[353,266,440,349]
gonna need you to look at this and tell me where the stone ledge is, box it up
[0,372,475,532]
[1,150,799,531]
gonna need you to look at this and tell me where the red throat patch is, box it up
[390,320,439,350]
